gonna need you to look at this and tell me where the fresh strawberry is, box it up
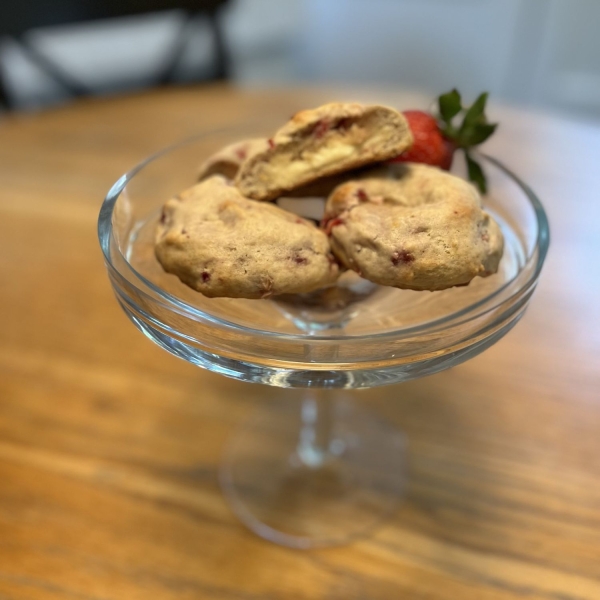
[391,89,498,194]
[390,110,456,170]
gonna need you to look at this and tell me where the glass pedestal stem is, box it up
[220,388,406,548]
[297,392,337,468]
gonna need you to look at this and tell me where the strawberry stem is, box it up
[465,151,487,195]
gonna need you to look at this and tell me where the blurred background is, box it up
[1,0,599,121]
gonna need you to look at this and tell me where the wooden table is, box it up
[1,85,599,600]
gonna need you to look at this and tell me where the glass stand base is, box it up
[219,392,407,548]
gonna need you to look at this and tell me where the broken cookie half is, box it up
[235,103,414,201]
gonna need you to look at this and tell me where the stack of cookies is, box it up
[155,102,503,299]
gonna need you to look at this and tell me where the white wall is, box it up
[297,0,523,99]
[274,0,599,120]
[532,0,600,117]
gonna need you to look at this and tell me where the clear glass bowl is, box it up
[98,126,549,548]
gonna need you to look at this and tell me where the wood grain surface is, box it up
[1,85,599,600]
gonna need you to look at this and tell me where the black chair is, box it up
[0,0,232,109]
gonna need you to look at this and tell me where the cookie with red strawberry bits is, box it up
[235,103,413,201]
[155,176,340,299]
[322,163,503,291]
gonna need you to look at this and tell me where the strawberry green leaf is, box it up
[461,92,489,131]
[465,152,487,195]
[461,122,498,147]
[438,89,462,123]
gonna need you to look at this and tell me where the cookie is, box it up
[197,138,268,180]
[198,139,349,199]
[155,176,341,299]
[235,102,413,201]
[322,163,504,291]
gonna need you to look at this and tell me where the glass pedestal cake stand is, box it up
[98,127,549,549]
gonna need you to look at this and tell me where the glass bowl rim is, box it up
[98,128,550,343]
